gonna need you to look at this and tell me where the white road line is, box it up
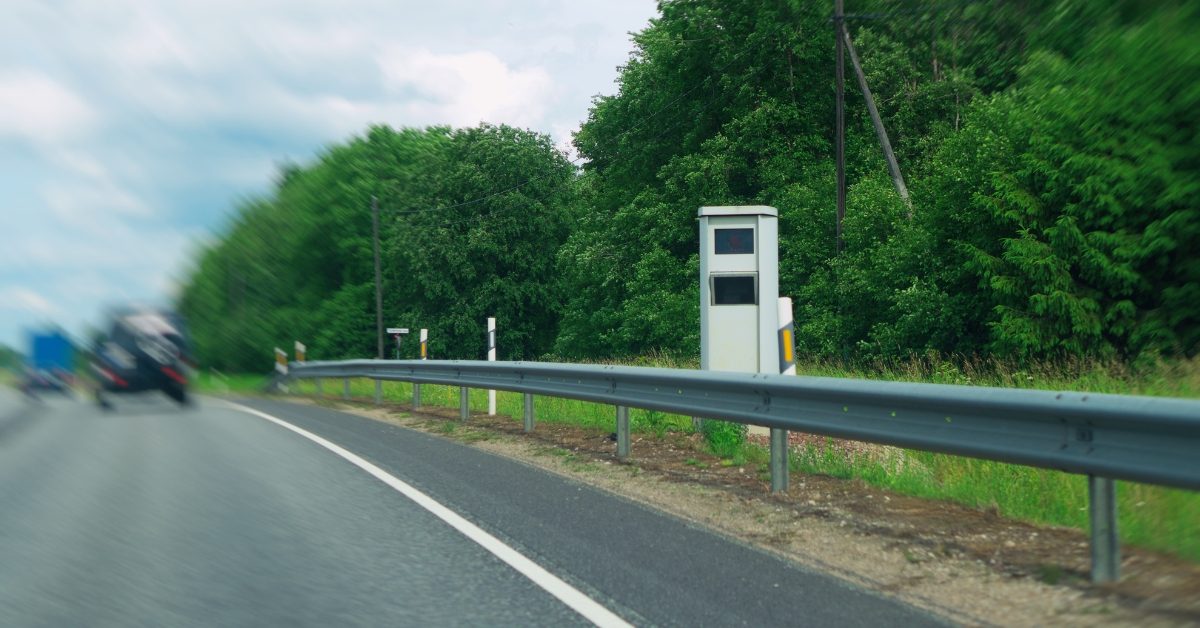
[224,401,632,628]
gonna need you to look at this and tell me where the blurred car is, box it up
[19,367,72,396]
[92,309,193,407]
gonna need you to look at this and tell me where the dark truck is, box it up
[92,309,193,407]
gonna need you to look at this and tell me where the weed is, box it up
[702,420,746,458]
[1036,564,1063,585]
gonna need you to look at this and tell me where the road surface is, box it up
[0,388,944,626]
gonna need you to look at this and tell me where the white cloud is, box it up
[0,71,97,141]
[377,47,553,128]
[0,287,62,317]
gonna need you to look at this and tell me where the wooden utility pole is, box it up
[835,0,846,255]
[842,24,911,213]
[372,195,384,360]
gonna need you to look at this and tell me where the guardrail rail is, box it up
[278,358,1200,583]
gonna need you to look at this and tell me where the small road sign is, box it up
[386,328,409,335]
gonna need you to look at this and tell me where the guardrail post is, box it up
[460,387,469,422]
[315,378,323,397]
[343,378,350,400]
[770,427,789,493]
[1089,475,1120,582]
[374,379,382,405]
[413,383,421,409]
[616,406,630,460]
[523,393,534,432]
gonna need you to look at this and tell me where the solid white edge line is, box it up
[223,401,632,628]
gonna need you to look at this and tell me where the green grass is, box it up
[193,371,269,394]
[228,353,1200,563]
[788,436,1200,562]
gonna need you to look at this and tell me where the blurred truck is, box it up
[92,308,193,407]
[22,329,75,393]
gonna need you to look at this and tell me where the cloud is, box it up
[377,47,553,128]
[0,287,62,317]
[0,70,97,142]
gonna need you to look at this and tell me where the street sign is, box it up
[386,328,409,335]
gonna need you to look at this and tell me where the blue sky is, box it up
[1,0,657,351]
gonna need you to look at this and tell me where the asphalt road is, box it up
[0,388,944,627]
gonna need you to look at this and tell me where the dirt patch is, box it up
[293,396,1200,626]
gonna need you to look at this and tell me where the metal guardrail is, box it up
[281,358,1200,582]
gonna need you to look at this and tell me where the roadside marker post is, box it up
[771,297,796,493]
[274,347,289,394]
[414,329,428,409]
[274,347,288,375]
[294,341,306,364]
[487,317,497,415]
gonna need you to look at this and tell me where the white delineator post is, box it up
[772,297,796,493]
[487,317,497,415]
[414,328,427,409]
[274,347,288,394]
[274,348,288,375]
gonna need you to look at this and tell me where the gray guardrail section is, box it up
[285,359,1200,491]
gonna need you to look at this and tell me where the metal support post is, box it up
[374,380,382,405]
[523,393,534,432]
[315,378,323,397]
[770,427,789,493]
[616,406,630,460]
[460,387,469,422]
[343,378,350,400]
[413,383,421,409]
[1089,475,1120,582]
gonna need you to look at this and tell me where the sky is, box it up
[0,0,658,351]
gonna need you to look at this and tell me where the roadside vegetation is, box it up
[182,0,1198,564]
[179,1,1199,374]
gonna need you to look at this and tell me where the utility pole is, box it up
[835,0,846,256]
[842,24,911,213]
[372,195,383,360]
